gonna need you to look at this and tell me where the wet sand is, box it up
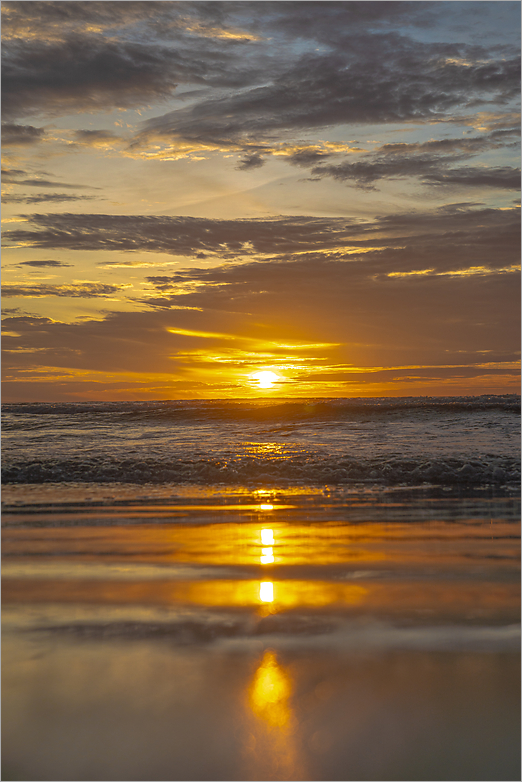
[2,486,520,781]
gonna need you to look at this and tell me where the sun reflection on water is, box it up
[260,547,275,564]
[243,649,305,779]
[249,650,291,729]
[259,581,274,602]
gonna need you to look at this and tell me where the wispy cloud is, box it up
[4,206,518,266]
[1,122,45,145]
[2,282,128,298]
[3,193,100,204]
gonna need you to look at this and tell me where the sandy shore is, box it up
[2,489,520,780]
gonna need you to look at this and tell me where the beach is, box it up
[3,2,520,778]
[2,398,520,781]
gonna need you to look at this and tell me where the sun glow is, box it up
[260,547,275,564]
[260,582,274,602]
[252,371,280,389]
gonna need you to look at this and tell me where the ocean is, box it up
[2,396,520,781]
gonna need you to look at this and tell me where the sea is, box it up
[2,396,520,781]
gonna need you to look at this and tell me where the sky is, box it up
[2,0,520,401]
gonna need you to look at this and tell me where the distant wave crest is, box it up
[2,394,520,421]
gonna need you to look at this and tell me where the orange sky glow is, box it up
[2,1,520,401]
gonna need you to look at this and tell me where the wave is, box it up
[2,453,519,486]
[2,394,520,422]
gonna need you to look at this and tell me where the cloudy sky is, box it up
[2,0,520,401]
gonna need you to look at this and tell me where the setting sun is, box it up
[252,371,280,389]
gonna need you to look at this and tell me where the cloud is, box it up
[1,1,261,43]
[1,3,273,121]
[1,122,45,145]
[1,36,180,120]
[3,0,519,165]
[286,148,332,167]
[71,129,124,148]
[422,166,521,189]
[1,167,28,177]
[3,209,519,395]
[18,260,73,268]
[236,153,266,170]
[139,39,520,148]
[307,130,521,188]
[454,111,521,133]
[376,130,520,156]
[257,1,438,40]
[2,247,519,389]
[3,206,519,268]
[1,169,99,189]
[2,213,369,256]
[2,282,127,298]
[3,193,100,204]
[312,158,520,189]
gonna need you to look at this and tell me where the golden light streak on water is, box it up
[6,518,517,575]
[178,579,368,609]
[1,578,369,611]
[260,547,275,564]
[243,650,306,780]
[4,521,387,566]
[259,582,274,602]
[249,650,291,728]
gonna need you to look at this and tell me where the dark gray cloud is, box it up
[256,1,438,39]
[72,129,121,145]
[236,153,266,170]
[3,193,100,204]
[2,169,99,189]
[423,166,521,189]
[1,2,274,121]
[1,1,261,41]
[376,130,520,156]
[2,36,180,120]
[4,206,518,277]
[1,123,45,145]
[2,1,169,35]
[2,213,368,255]
[312,154,456,187]
[18,260,73,268]
[4,0,518,143]
[307,130,521,189]
[140,39,520,147]
[312,158,520,189]
[2,282,125,298]
[287,149,332,168]
[1,167,27,177]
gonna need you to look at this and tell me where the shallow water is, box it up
[2,398,520,780]
[2,484,520,781]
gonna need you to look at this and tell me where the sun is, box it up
[252,371,280,389]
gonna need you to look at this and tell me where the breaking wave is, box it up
[2,453,519,486]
